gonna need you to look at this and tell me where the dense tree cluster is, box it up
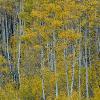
[0,0,100,100]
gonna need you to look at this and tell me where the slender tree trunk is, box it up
[70,44,75,95]
[53,32,58,97]
[78,20,82,100]
[5,13,12,70]
[40,47,45,100]
[88,46,91,68]
[64,46,70,96]
[50,42,54,71]
[78,39,82,100]
[85,19,89,99]
[85,39,89,99]
[16,0,23,88]
[1,16,6,57]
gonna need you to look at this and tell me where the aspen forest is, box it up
[0,0,100,100]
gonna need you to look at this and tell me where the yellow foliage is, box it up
[55,91,68,100]
[31,76,42,96]
[49,74,56,88]
[0,83,19,100]
[56,42,68,52]
[0,66,8,73]
[58,11,70,19]
[51,20,62,27]
[21,28,37,41]
[45,3,62,13]
[31,9,48,19]
[71,91,79,100]
[92,88,100,100]
[59,30,81,40]
[31,10,40,18]
[10,36,17,47]
[0,55,6,64]
[34,45,41,50]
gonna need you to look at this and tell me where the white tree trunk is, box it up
[41,48,45,100]
[53,32,58,97]
[5,13,12,70]
[78,39,82,100]
[70,45,75,95]
[64,47,70,96]
[85,40,89,99]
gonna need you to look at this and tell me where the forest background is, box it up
[0,0,100,100]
